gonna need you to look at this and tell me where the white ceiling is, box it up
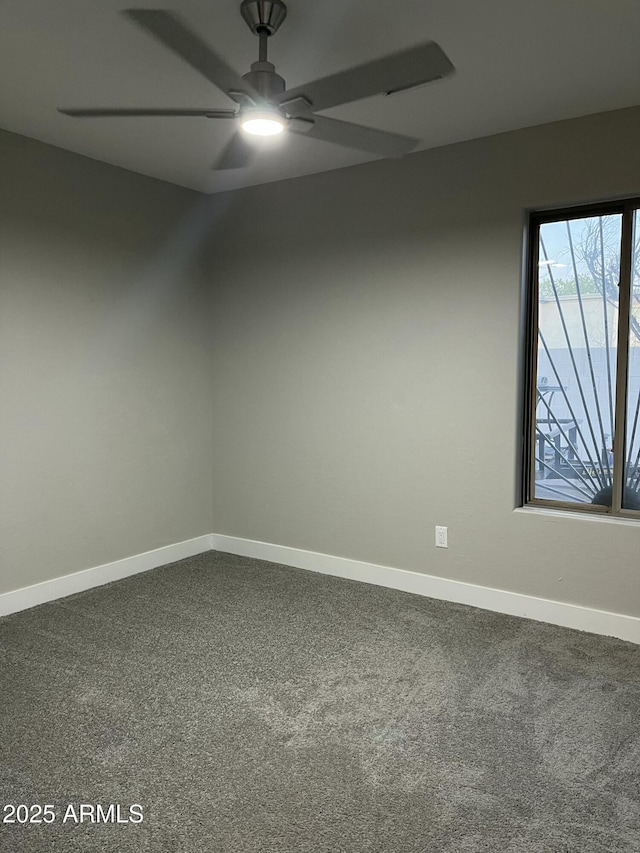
[1,0,638,194]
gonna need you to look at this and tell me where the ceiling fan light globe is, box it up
[240,110,287,136]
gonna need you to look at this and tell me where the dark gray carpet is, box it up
[1,551,639,852]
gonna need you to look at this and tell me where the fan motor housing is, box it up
[243,61,286,100]
[240,0,287,36]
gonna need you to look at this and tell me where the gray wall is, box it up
[0,130,215,594]
[2,108,639,618]
[209,106,640,617]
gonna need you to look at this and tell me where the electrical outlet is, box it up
[435,526,448,548]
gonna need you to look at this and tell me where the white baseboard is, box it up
[210,534,640,645]
[3,532,638,645]
[0,535,212,617]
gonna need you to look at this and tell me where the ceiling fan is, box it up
[58,1,455,170]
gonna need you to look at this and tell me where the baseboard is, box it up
[4,532,638,644]
[0,535,212,617]
[210,534,640,645]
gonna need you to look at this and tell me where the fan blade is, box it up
[290,115,418,158]
[122,9,262,106]
[58,108,237,118]
[277,41,454,114]
[214,132,255,170]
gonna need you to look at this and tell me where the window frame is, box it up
[522,196,640,518]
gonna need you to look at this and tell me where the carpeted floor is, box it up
[1,551,639,852]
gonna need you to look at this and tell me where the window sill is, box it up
[514,505,640,526]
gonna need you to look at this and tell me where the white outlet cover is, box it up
[435,526,448,548]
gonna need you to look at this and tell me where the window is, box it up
[523,198,640,516]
